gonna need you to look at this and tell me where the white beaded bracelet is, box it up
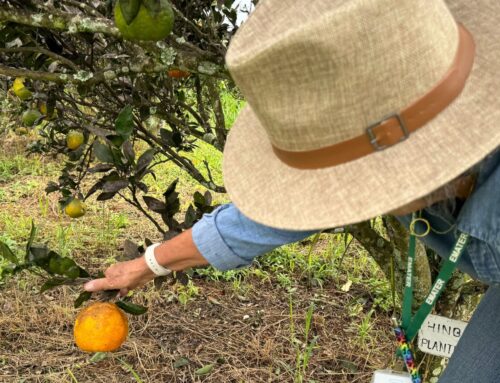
[144,243,171,276]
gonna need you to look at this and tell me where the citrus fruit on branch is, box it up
[74,302,128,352]
[66,130,85,150]
[39,101,58,120]
[114,0,175,41]
[64,198,86,218]
[21,109,42,127]
[11,77,32,100]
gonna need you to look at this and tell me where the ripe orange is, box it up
[74,302,128,352]
[167,69,191,79]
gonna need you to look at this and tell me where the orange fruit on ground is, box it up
[74,302,128,352]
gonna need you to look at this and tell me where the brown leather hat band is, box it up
[272,24,476,170]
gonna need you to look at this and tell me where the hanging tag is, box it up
[418,314,468,358]
[371,370,412,383]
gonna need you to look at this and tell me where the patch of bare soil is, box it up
[0,269,394,383]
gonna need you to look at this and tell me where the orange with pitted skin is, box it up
[74,302,128,352]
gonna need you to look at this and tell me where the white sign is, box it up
[418,314,468,358]
[371,370,412,383]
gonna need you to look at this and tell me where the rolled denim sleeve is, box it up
[192,203,317,271]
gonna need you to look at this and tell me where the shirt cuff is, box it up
[192,206,252,271]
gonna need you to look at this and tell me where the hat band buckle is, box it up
[366,113,410,151]
[272,23,476,170]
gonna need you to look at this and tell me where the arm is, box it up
[84,203,316,292]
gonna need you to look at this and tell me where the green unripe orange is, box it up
[66,131,85,150]
[114,0,174,41]
[21,109,42,127]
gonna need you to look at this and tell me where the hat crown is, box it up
[226,0,459,151]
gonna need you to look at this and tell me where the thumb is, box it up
[84,278,114,292]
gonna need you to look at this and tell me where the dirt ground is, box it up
[0,134,396,382]
[0,274,394,382]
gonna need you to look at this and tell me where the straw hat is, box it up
[223,0,500,230]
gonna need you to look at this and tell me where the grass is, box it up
[0,91,395,382]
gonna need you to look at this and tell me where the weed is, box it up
[175,280,200,307]
[288,295,318,383]
[356,309,375,348]
[119,358,144,383]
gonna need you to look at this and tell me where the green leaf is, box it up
[88,164,114,173]
[78,267,91,278]
[204,191,212,206]
[137,182,149,194]
[143,196,167,213]
[96,192,117,201]
[164,179,178,198]
[184,205,197,227]
[136,149,155,174]
[48,253,64,274]
[25,221,36,262]
[68,145,85,162]
[85,125,114,138]
[122,140,136,163]
[0,241,18,264]
[28,244,49,266]
[193,191,205,207]
[153,275,168,290]
[195,364,214,376]
[118,0,141,25]
[173,357,190,369]
[74,291,92,308]
[108,135,126,148]
[40,277,70,293]
[44,181,59,194]
[85,180,105,200]
[102,179,129,193]
[115,105,134,138]
[93,142,114,163]
[115,300,148,315]
[58,257,80,279]
[121,239,141,261]
[89,352,108,363]
[172,132,183,148]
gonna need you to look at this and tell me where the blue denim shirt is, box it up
[192,149,500,284]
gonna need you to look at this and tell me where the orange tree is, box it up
[0,0,482,337]
[0,0,249,236]
[0,0,255,311]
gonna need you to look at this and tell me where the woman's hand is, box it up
[83,229,208,295]
[83,256,155,296]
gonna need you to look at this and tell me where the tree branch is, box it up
[0,6,120,37]
[0,64,69,83]
[0,47,79,71]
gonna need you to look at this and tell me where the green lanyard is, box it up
[401,217,470,342]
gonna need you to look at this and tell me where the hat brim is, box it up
[222,0,500,230]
